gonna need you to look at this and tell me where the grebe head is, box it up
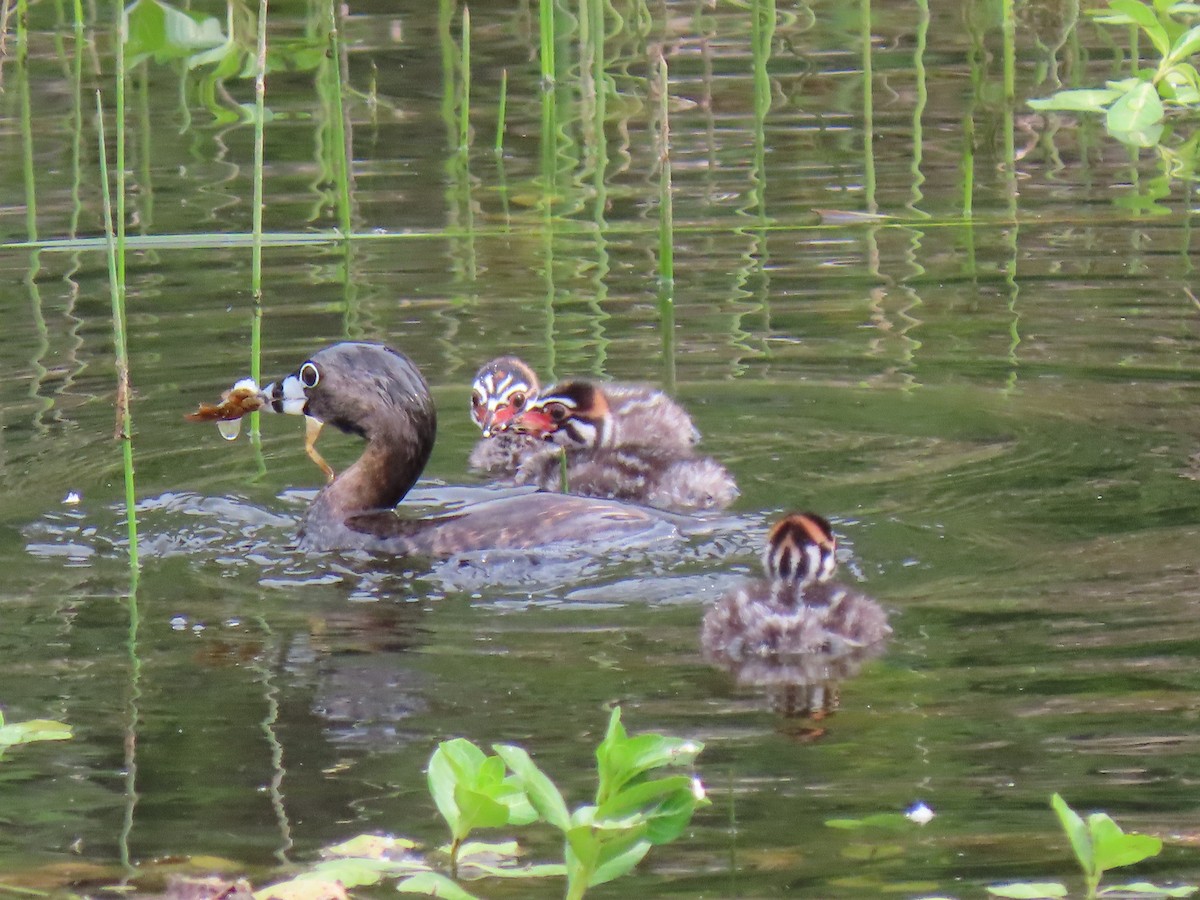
[512,380,614,449]
[763,513,838,585]
[470,357,540,437]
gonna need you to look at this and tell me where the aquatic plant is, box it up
[0,709,72,762]
[425,737,541,874]
[1028,0,1200,144]
[986,794,1196,899]
[402,706,707,899]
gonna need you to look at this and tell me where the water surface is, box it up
[2,0,1200,896]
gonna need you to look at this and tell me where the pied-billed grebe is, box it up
[511,380,738,512]
[701,513,891,661]
[468,357,701,480]
[245,342,685,555]
[467,357,546,478]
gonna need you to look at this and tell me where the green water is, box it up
[1,0,1199,895]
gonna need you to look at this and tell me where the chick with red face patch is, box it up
[511,380,738,513]
[467,357,547,479]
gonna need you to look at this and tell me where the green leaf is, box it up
[1110,122,1166,147]
[1107,81,1165,132]
[1089,813,1162,871]
[1167,24,1200,65]
[493,745,571,831]
[589,832,653,886]
[1108,0,1172,56]
[124,0,226,65]
[453,784,511,833]
[986,883,1069,899]
[303,857,422,888]
[1051,794,1094,878]
[565,824,603,873]
[1027,88,1122,111]
[0,719,73,747]
[323,834,419,858]
[596,776,693,822]
[428,745,464,833]
[595,707,629,803]
[396,872,482,900]
[824,813,912,831]
[1168,1,1200,13]
[452,840,566,880]
[494,780,538,825]
[439,739,489,779]
[1100,884,1198,897]
[641,791,700,845]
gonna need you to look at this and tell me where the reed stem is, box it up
[538,0,556,88]
[655,50,673,287]
[252,0,269,393]
[459,6,470,154]
[494,68,507,156]
[96,91,139,572]
[115,0,127,287]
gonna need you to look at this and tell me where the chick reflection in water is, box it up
[701,513,891,719]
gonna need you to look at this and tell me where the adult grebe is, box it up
[229,342,684,555]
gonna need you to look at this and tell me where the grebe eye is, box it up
[299,362,320,388]
[510,391,527,410]
[548,403,569,422]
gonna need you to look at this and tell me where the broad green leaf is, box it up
[1167,24,1200,65]
[493,744,571,831]
[824,813,912,831]
[1168,1,1200,12]
[124,0,226,65]
[565,824,603,872]
[437,739,488,780]
[595,733,703,801]
[641,791,700,845]
[396,873,481,900]
[453,840,567,880]
[595,776,693,822]
[474,755,506,788]
[185,42,236,70]
[455,839,521,859]
[0,719,73,747]
[494,780,537,825]
[1110,122,1166,147]
[303,857,422,887]
[589,832,652,886]
[453,784,511,833]
[1106,76,1147,92]
[986,883,1069,899]
[1051,794,1094,877]
[623,735,703,777]
[1027,89,1122,111]
[1089,813,1162,871]
[1100,883,1198,897]
[461,861,566,878]
[323,834,419,858]
[1108,0,1171,56]
[427,746,463,832]
[595,707,628,803]
[1107,81,1165,132]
